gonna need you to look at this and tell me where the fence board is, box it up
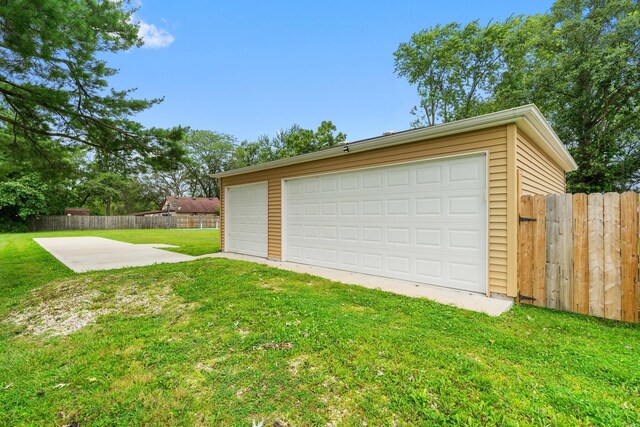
[572,194,589,314]
[604,193,622,320]
[518,196,534,303]
[620,192,639,322]
[532,195,547,307]
[546,195,560,309]
[588,193,605,317]
[520,192,640,323]
[27,215,220,231]
[558,194,573,311]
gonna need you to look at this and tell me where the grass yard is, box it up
[0,230,639,425]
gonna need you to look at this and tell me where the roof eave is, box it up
[211,104,577,178]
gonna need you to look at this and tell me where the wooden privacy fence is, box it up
[27,215,220,232]
[519,192,639,323]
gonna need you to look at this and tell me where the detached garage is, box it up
[214,105,577,298]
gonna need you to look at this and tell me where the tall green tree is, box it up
[272,121,347,158]
[394,19,521,127]
[182,130,237,198]
[78,149,135,216]
[230,137,273,169]
[522,0,640,192]
[394,0,640,192]
[0,129,84,229]
[227,121,346,170]
[151,130,237,199]
[0,0,184,164]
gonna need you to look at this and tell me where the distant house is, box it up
[64,208,90,216]
[134,196,220,217]
[162,196,220,216]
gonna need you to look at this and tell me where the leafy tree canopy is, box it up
[153,122,347,199]
[152,130,238,199]
[0,0,184,166]
[394,0,640,192]
[394,18,522,127]
[233,120,347,168]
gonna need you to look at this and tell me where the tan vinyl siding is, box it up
[516,130,566,195]
[268,179,282,259]
[222,126,509,295]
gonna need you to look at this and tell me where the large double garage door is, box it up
[226,153,487,293]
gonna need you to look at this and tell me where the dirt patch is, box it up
[326,406,349,427]
[6,275,191,337]
[255,341,293,351]
[341,304,375,314]
[255,278,287,292]
[287,354,309,376]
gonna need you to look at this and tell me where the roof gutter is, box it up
[212,104,577,179]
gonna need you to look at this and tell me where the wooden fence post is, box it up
[546,195,560,309]
[558,194,574,311]
[588,193,605,317]
[519,196,534,303]
[532,195,547,307]
[572,194,589,314]
[620,192,639,322]
[604,192,622,320]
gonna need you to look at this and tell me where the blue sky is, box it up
[108,0,555,143]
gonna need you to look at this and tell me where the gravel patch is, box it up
[6,276,189,337]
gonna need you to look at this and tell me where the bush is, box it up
[0,216,27,233]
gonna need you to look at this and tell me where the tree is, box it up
[150,130,237,199]
[0,0,184,164]
[271,121,347,158]
[394,0,640,192]
[0,173,80,230]
[145,122,346,201]
[230,137,273,168]
[234,121,347,167]
[394,19,522,127]
[77,147,155,216]
[522,0,640,192]
[0,129,84,229]
[0,174,48,221]
[150,168,191,199]
[182,130,237,198]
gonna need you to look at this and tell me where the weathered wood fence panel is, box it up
[27,215,220,231]
[519,192,640,323]
[621,192,639,322]
[175,215,220,229]
[588,193,605,317]
[572,194,588,314]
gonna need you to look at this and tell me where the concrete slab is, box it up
[201,252,513,317]
[34,237,195,273]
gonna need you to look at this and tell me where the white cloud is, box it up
[137,19,175,49]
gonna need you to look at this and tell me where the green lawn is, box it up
[1,230,639,425]
[19,228,221,256]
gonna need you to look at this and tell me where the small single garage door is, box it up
[225,182,268,257]
[284,154,487,293]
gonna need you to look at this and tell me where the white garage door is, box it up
[284,154,487,293]
[225,182,268,257]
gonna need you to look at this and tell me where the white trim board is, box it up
[212,104,577,179]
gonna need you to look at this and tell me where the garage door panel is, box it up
[289,224,484,253]
[280,248,483,292]
[288,241,482,266]
[289,190,484,219]
[226,182,268,258]
[285,154,487,293]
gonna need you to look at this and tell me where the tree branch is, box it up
[0,113,103,148]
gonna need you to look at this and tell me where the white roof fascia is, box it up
[212,104,577,178]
